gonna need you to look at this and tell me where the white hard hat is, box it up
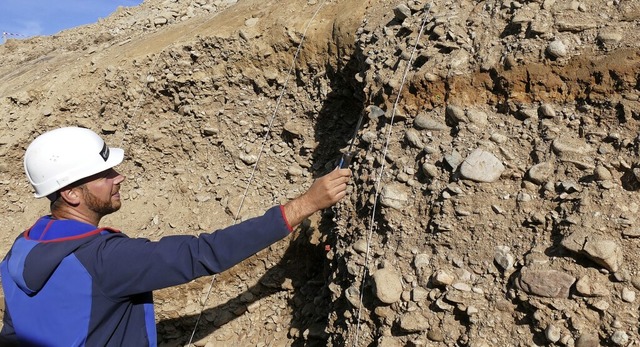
[24,127,124,198]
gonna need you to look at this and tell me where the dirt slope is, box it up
[1,0,640,346]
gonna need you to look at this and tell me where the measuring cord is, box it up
[187,1,329,345]
[352,4,432,346]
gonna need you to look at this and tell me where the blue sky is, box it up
[1,0,143,40]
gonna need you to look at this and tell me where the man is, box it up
[0,126,351,346]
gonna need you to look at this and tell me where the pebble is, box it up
[452,282,471,292]
[597,30,623,45]
[240,153,258,165]
[612,319,623,329]
[380,184,410,210]
[459,149,505,183]
[538,104,556,118]
[546,40,567,58]
[345,286,360,307]
[413,253,430,270]
[444,151,464,170]
[583,239,623,273]
[594,165,612,181]
[575,275,609,297]
[283,120,305,137]
[623,227,640,238]
[555,15,597,32]
[621,287,636,302]
[413,115,448,131]
[545,324,561,343]
[392,4,412,22]
[405,129,424,148]
[527,162,555,184]
[562,233,623,272]
[361,131,377,144]
[202,127,218,136]
[353,239,368,254]
[494,245,515,271]
[153,16,169,26]
[378,336,403,347]
[516,191,532,202]
[552,137,592,155]
[422,163,439,178]
[432,270,455,286]
[611,331,629,346]
[398,311,429,332]
[97,122,117,134]
[512,8,535,24]
[287,165,303,177]
[373,268,404,304]
[412,287,429,302]
[490,133,508,144]
[466,109,488,127]
[591,299,609,312]
[518,108,538,119]
[575,333,600,347]
[446,105,467,123]
[427,328,445,342]
[367,105,386,120]
[492,205,505,214]
[515,268,575,298]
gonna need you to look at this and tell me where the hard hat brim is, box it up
[33,147,125,199]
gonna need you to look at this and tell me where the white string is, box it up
[187,1,328,344]
[230,0,328,224]
[352,4,432,346]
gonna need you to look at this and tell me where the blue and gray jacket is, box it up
[0,205,292,346]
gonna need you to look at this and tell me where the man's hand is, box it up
[283,168,351,228]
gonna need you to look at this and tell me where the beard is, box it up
[81,185,121,216]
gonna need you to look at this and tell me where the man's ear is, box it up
[59,186,82,206]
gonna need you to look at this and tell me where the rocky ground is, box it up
[1,0,640,346]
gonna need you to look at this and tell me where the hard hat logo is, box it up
[99,143,110,162]
[24,127,125,198]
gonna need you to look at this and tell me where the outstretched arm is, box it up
[89,168,352,298]
[282,168,351,228]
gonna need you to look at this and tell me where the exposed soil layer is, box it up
[1,0,639,346]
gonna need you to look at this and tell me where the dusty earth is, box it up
[1,0,640,346]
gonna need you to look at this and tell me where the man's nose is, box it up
[110,169,126,184]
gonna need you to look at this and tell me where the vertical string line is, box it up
[352,4,431,346]
[187,1,328,345]
[230,0,328,224]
